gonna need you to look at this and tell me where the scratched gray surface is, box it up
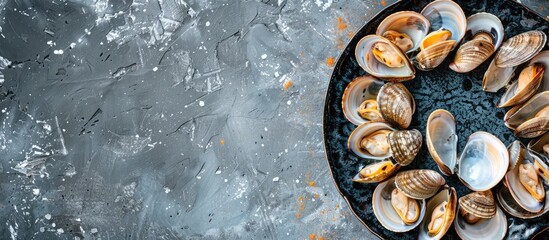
[0,0,547,239]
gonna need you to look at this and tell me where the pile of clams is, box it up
[343,0,549,238]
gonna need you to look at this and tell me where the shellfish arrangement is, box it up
[341,0,549,239]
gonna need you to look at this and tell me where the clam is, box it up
[348,122,422,166]
[394,169,446,200]
[417,186,457,240]
[353,160,400,183]
[495,30,547,68]
[377,82,416,129]
[376,11,431,54]
[342,76,386,125]
[449,13,504,73]
[530,50,549,92]
[504,91,549,138]
[483,32,546,92]
[530,150,549,186]
[415,0,466,71]
[356,35,415,81]
[372,177,427,232]
[454,191,507,240]
[497,63,544,107]
[504,141,544,213]
[529,132,549,157]
[457,131,509,191]
[497,182,549,219]
[426,109,458,175]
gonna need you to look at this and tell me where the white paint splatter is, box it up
[164,187,171,193]
[261,54,267,59]
[153,67,158,72]
[45,214,51,220]
[272,177,279,182]
[53,49,64,55]
[205,21,210,27]
[199,101,205,107]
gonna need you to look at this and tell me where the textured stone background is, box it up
[0,0,547,239]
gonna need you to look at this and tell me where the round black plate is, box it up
[323,0,549,239]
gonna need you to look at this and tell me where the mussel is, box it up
[449,13,504,73]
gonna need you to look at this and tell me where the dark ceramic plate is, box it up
[323,0,549,239]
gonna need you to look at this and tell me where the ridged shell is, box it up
[376,11,431,53]
[457,131,509,191]
[482,58,516,92]
[355,35,415,81]
[495,30,547,68]
[395,169,445,200]
[498,64,544,108]
[388,129,422,166]
[458,191,496,219]
[514,116,549,138]
[504,91,549,130]
[352,160,400,183]
[414,40,455,71]
[450,12,503,73]
[417,186,457,240]
[341,76,385,125]
[454,205,507,240]
[426,109,458,176]
[377,82,416,129]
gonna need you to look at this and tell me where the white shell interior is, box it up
[505,161,544,213]
[453,205,507,240]
[355,35,414,79]
[420,0,466,49]
[465,13,504,49]
[376,11,431,53]
[505,91,549,129]
[497,183,549,219]
[528,50,549,92]
[483,58,516,92]
[457,132,509,191]
[427,110,458,174]
[372,177,426,232]
[417,188,453,240]
[342,76,385,125]
[348,122,395,160]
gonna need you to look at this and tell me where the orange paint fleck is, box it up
[335,204,340,209]
[309,181,315,187]
[336,17,347,31]
[309,233,317,240]
[347,31,355,39]
[314,193,319,199]
[380,0,387,6]
[296,195,305,219]
[319,237,326,240]
[220,138,225,145]
[283,80,293,90]
[326,57,335,66]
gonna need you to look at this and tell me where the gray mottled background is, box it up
[0,0,547,239]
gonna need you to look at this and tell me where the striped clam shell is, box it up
[459,190,497,218]
[395,169,446,199]
[449,38,495,73]
[377,82,416,129]
[414,40,456,71]
[495,30,547,68]
[388,129,423,166]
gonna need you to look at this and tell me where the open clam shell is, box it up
[353,160,400,183]
[497,183,549,219]
[420,0,466,46]
[528,132,549,157]
[457,131,509,191]
[495,30,547,68]
[497,63,544,108]
[482,58,516,92]
[342,76,385,125]
[528,50,549,93]
[426,109,458,175]
[417,186,457,240]
[377,82,416,129]
[530,150,549,185]
[372,177,427,232]
[395,169,445,200]
[355,35,415,81]
[348,122,395,160]
[449,13,504,73]
[504,91,549,138]
[453,205,507,240]
[504,141,545,213]
[376,11,431,54]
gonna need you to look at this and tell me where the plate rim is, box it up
[321,0,549,239]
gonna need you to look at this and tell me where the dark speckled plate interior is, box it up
[323,0,549,239]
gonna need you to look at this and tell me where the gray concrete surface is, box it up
[0,0,546,239]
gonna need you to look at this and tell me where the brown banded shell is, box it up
[388,129,422,166]
[395,169,446,200]
[353,160,400,183]
[415,39,456,71]
[498,64,545,108]
[377,82,416,129]
[449,34,494,73]
[505,91,549,138]
[495,30,547,68]
[458,191,496,219]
